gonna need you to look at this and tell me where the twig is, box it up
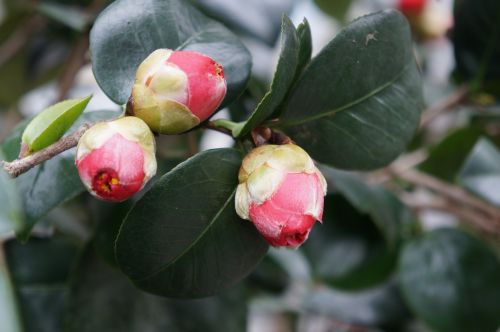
[1,123,91,178]
[0,16,46,67]
[57,34,90,101]
[398,192,500,235]
[186,132,198,156]
[419,85,470,128]
[389,166,500,230]
[204,121,233,136]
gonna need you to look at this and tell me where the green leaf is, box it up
[321,167,410,247]
[234,16,300,137]
[5,237,80,332]
[279,10,423,170]
[2,110,120,240]
[115,148,268,298]
[303,195,397,290]
[21,96,92,155]
[314,0,353,21]
[65,247,248,332]
[419,127,486,183]
[0,247,22,332]
[294,18,313,80]
[458,138,500,206]
[0,150,23,235]
[399,228,500,332]
[90,0,251,107]
[303,279,410,329]
[452,0,500,94]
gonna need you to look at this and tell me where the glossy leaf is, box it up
[458,138,500,206]
[302,279,410,329]
[21,96,91,155]
[303,195,397,290]
[321,167,410,247]
[399,228,500,332]
[279,10,423,170]
[65,247,248,332]
[116,148,268,298]
[419,127,485,183]
[5,237,80,332]
[234,16,300,137]
[2,110,120,240]
[90,0,251,106]
[0,149,23,235]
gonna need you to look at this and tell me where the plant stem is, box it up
[1,123,91,178]
[419,85,469,128]
[204,120,234,136]
[388,165,500,233]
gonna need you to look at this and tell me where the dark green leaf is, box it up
[279,10,423,170]
[303,195,397,290]
[5,237,80,332]
[0,246,22,332]
[314,0,353,21]
[21,96,91,154]
[452,0,500,94]
[234,16,300,137]
[399,228,500,332]
[303,279,410,329]
[65,247,248,332]
[2,111,120,240]
[321,167,410,247]
[91,200,133,267]
[294,18,313,79]
[90,0,251,106]
[116,148,268,298]
[0,150,23,235]
[419,127,485,183]
[458,138,500,206]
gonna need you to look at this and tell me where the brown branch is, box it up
[419,85,470,128]
[57,34,90,101]
[1,123,91,178]
[398,192,500,235]
[389,166,500,232]
[0,16,46,67]
[204,121,233,136]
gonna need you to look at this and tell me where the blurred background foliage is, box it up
[1,0,500,331]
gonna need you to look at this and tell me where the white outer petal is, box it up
[235,183,251,220]
[246,165,285,204]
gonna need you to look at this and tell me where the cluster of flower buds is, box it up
[76,49,226,201]
[236,144,327,248]
[76,48,325,248]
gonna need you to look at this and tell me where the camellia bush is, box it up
[0,0,500,331]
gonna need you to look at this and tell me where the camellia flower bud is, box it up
[235,144,327,248]
[75,116,157,202]
[127,49,227,135]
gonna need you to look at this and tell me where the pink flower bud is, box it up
[235,144,327,248]
[127,49,227,135]
[398,0,427,16]
[75,117,157,202]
